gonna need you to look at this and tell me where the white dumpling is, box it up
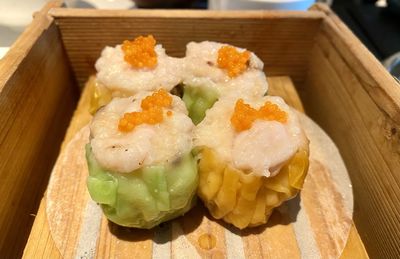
[90,92,194,173]
[183,41,268,98]
[95,44,184,95]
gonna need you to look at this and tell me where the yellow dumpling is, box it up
[197,147,309,229]
[88,77,113,114]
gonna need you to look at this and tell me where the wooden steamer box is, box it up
[0,1,399,258]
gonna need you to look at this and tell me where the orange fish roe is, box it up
[122,35,157,69]
[141,89,172,110]
[119,107,163,132]
[118,89,173,132]
[230,99,258,132]
[259,101,287,123]
[231,99,288,132]
[217,46,250,77]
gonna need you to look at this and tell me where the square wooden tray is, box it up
[0,1,399,258]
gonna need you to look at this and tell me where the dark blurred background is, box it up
[331,0,400,79]
[332,0,400,61]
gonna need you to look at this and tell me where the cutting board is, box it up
[45,76,354,259]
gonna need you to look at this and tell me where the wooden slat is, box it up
[176,205,227,258]
[0,1,63,89]
[340,224,368,259]
[302,8,400,256]
[0,1,78,258]
[301,161,352,258]
[241,210,301,258]
[50,8,322,88]
[49,8,325,19]
[310,4,400,123]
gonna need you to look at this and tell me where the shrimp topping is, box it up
[122,35,157,69]
[217,46,250,77]
[118,89,172,132]
[231,99,287,132]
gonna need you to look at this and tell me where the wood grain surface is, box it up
[22,76,367,258]
[303,5,400,258]
[0,1,78,258]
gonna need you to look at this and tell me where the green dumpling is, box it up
[182,85,219,125]
[86,144,198,228]
[87,90,198,228]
